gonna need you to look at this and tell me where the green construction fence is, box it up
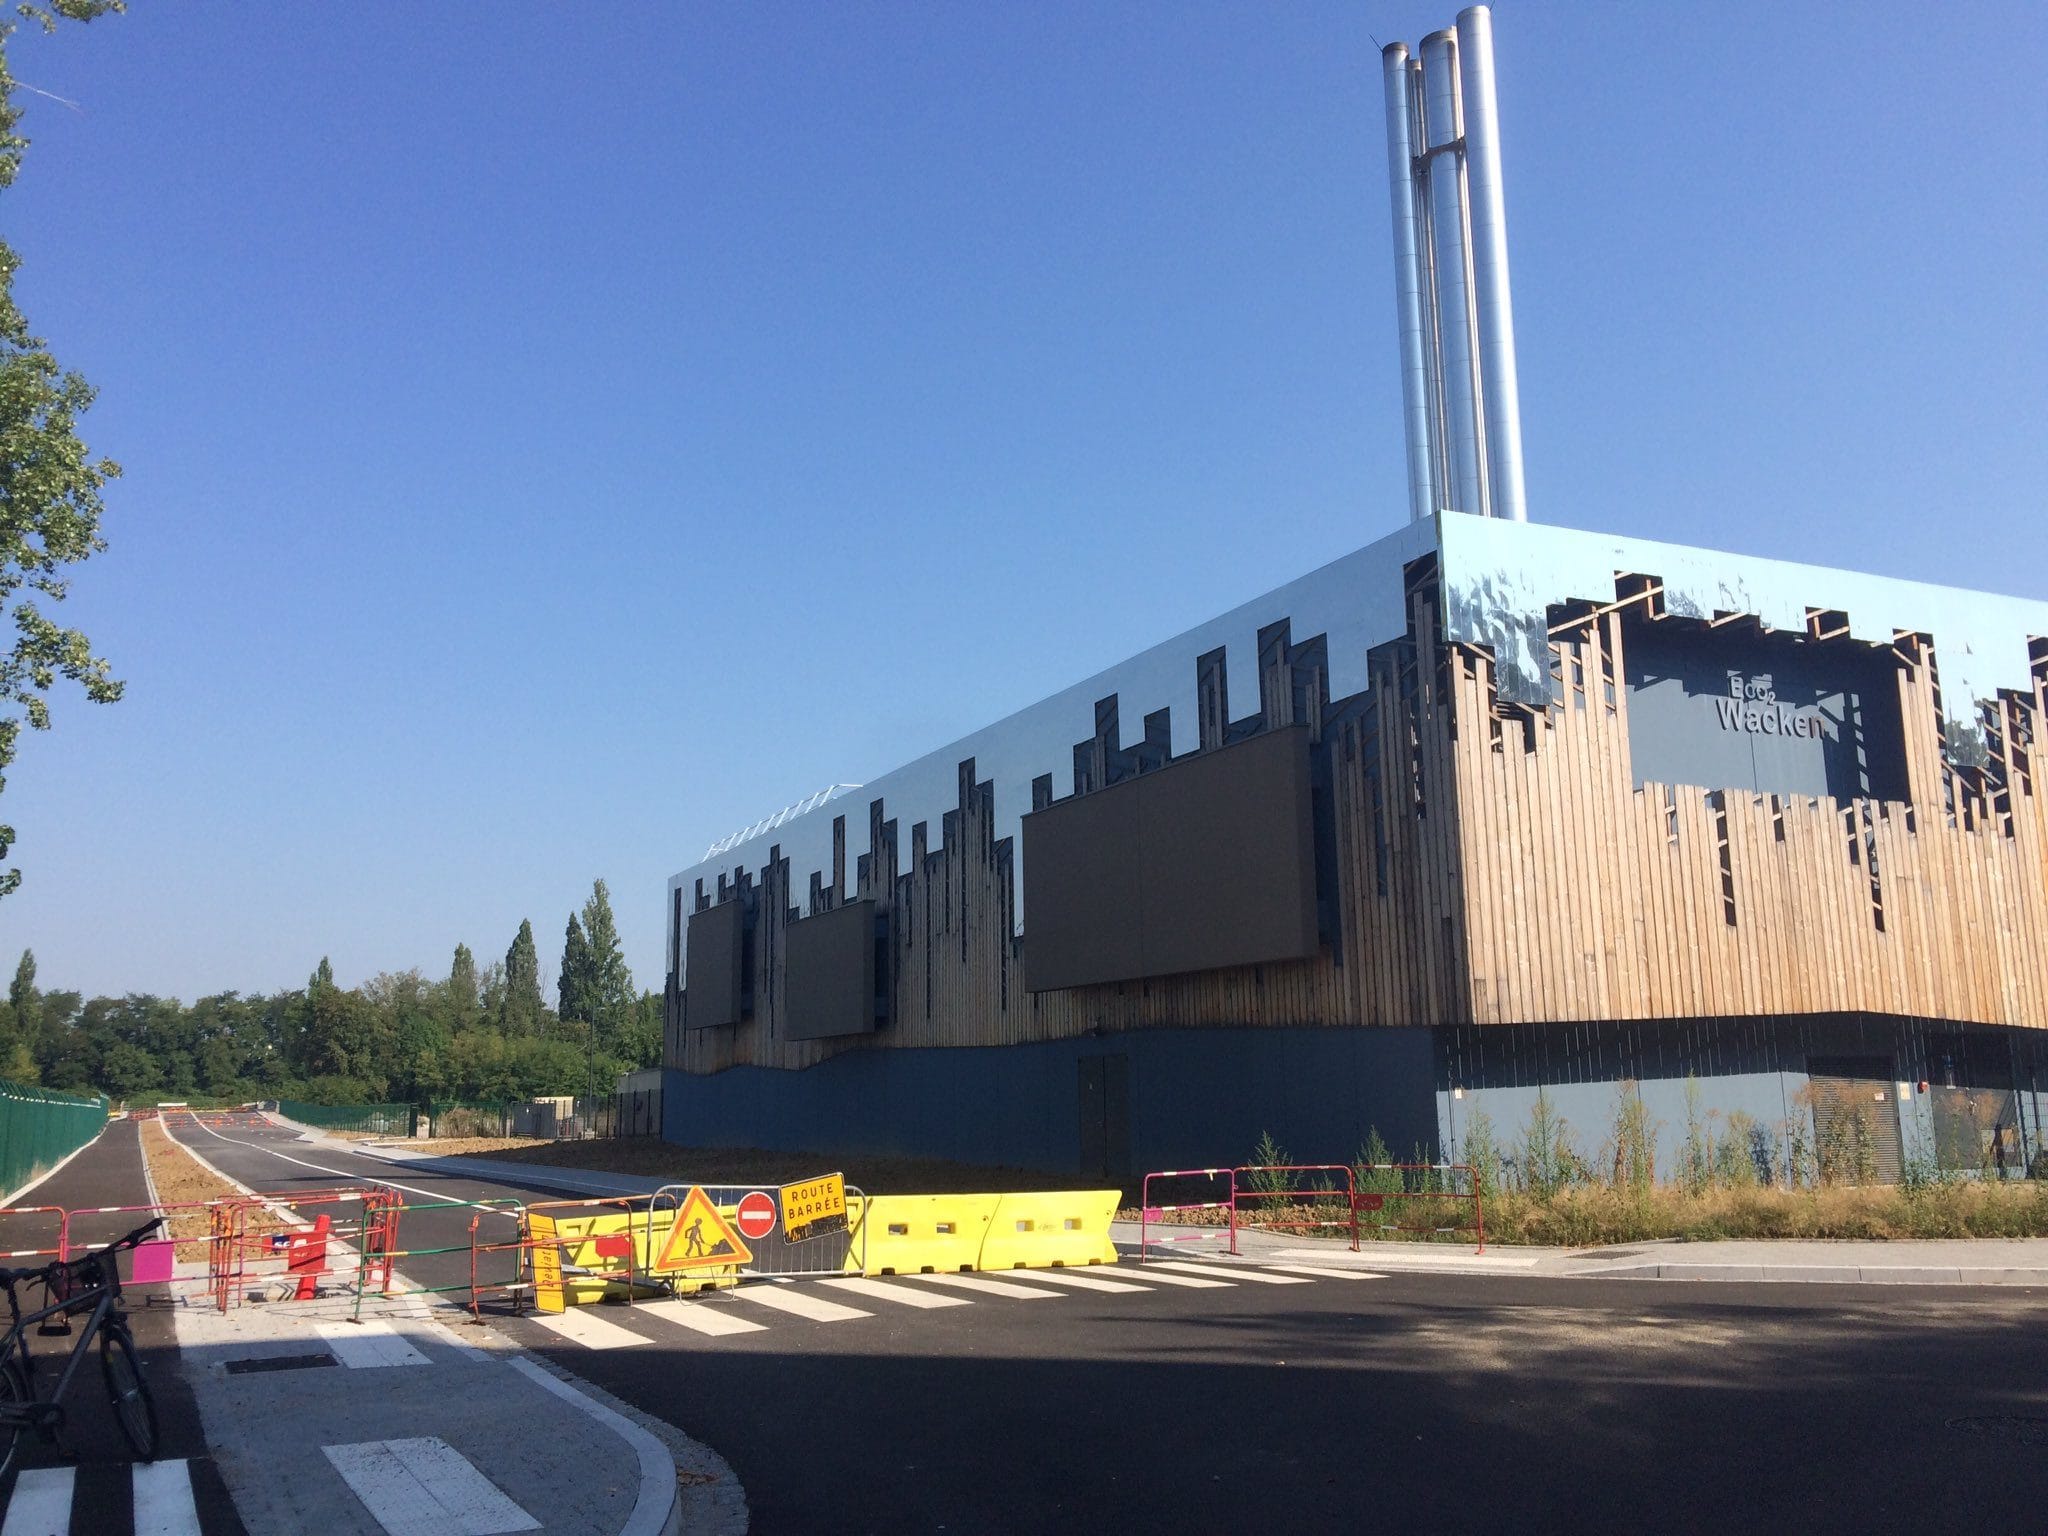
[1,1078,111,1200]
[275,1100,417,1137]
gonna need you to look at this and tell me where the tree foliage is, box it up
[0,1,124,897]
[502,918,543,1037]
[0,916,662,1105]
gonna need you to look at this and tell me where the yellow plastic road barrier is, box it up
[976,1191,1120,1271]
[857,1194,1000,1275]
[532,1206,745,1308]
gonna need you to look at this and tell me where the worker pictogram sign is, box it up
[735,1191,778,1242]
[656,1186,753,1272]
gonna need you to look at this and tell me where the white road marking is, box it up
[526,1308,649,1349]
[1,1466,73,1536]
[632,1297,769,1335]
[131,1458,204,1536]
[173,1115,523,1223]
[905,1273,1062,1300]
[1262,1264,1386,1280]
[820,1276,972,1308]
[323,1436,541,1536]
[991,1267,1153,1293]
[729,1285,872,1323]
[1148,1261,1312,1285]
[316,1321,433,1368]
[1126,1266,1236,1288]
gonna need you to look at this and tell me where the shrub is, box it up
[1455,1107,1502,1198]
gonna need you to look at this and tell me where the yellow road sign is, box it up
[529,1212,565,1313]
[780,1172,847,1243]
[655,1186,752,1272]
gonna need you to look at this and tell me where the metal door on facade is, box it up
[1078,1054,1131,1186]
[1806,1057,1904,1185]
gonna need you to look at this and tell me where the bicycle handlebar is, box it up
[0,1217,165,1289]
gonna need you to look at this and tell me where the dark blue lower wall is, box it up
[666,1016,2048,1184]
[662,1026,1438,1179]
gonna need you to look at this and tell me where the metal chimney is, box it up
[1379,5,1529,523]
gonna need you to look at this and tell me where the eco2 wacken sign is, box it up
[1712,672,1827,739]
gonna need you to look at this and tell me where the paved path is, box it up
[2,1118,243,1535]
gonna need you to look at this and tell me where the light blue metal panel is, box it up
[668,516,1441,977]
[1437,512,2048,743]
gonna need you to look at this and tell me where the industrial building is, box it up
[660,9,2048,1184]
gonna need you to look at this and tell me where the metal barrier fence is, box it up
[276,1100,417,1137]
[1140,1162,1485,1256]
[0,1079,110,1197]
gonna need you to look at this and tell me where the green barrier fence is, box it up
[276,1100,417,1137]
[0,1078,110,1199]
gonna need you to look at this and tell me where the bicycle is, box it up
[0,1217,164,1479]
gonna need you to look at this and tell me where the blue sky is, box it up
[5,2,2044,1003]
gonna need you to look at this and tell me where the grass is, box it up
[1482,1179,2048,1245]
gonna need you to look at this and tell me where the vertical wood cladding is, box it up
[1456,599,2048,1029]
[674,560,2048,1074]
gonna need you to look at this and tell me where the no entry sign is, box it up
[735,1190,778,1242]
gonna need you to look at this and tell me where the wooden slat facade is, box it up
[671,560,2048,1074]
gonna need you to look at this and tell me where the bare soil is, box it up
[140,1118,247,1261]
[412,1135,1095,1194]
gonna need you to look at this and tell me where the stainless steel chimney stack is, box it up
[1378,4,1529,523]
[1380,44,1436,526]
[1454,5,1527,523]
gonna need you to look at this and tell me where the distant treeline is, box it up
[0,880,661,1106]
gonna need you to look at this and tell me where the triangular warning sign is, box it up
[656,1185,753,1272]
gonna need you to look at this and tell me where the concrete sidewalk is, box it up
[1112,1218,2048,1287]
[183,1119,746,1535]
[173,1287,734,1536]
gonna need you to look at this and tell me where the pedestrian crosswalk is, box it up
[0,1457,234,1536]
[502,1260,1383,1352]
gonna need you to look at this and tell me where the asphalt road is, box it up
[477,1262,2048,1536]
[3,1118,243,1531]
[158,1110,558,1305]
[140,1117,2048,1534]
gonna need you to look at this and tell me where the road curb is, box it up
[173,1113,747,1535]
[1588,1261,2048,1287]
[512,1356,683,1536]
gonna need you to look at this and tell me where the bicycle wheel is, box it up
[100,1325,158,1461]
[0,1356,27,1480]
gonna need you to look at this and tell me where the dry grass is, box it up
[140,1118,247,1261]
[429,1136,1092,1194]
[1483,1179,2048,1245]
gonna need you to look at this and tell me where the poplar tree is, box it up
[580,880,633,1052]
[446,942,479,1029]
[0,2,126,898]
[558,914,592,1030]
[502,920,543,1037]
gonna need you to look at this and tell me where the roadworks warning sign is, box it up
[655,1186,753,1272]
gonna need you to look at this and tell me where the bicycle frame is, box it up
[0,1270,123,1432]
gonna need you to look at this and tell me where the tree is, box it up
[558,913,592,1029]
[0,2,126,899]
[444,942,479,1032]
[580,880,633,1043]
[502,920,543,1037]
[8,948,33,1014]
